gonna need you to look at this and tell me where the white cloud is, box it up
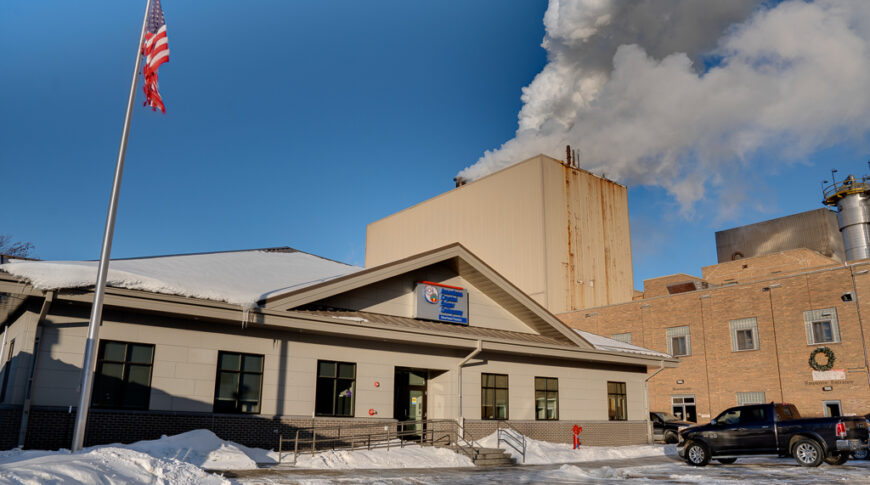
[458,0,870,213]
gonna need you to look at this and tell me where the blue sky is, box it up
[2,0,869,290]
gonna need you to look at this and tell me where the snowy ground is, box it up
[1,429,869,484]
[232,458,870,484]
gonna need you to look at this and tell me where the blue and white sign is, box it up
[415,282,469,325]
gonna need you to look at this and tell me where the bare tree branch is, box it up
[0,234,35,258]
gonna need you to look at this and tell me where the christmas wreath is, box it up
[809,346,836,371]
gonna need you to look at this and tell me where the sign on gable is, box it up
[415,281,469,325]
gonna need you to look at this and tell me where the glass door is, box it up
[394,368,427,438]
[671,395,697,422]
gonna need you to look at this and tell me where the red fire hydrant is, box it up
[572,424,582,449]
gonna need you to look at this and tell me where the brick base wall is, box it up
[3,407,649,451]
[463,420,649,446]
[0,406,22,450]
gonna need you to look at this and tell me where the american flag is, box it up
[142,0,170,113]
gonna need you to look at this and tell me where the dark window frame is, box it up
[481,373,509,420]
[213,351,265,414]
[92,340,155,410]
[315,360,357,417]
[812,320,835,344]
[607,381,627,421]
[670,336,689,356]
[534,376,559,421]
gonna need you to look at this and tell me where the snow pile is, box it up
[574,329,671,358]
[293,443,474,469]
[122,429,277,470]
[0,430,475,483]
[476,431,676,465]
[0,249,360,309]
[0,447,228,485]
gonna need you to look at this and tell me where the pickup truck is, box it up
[677,402,868,467]
[650,412,694,444]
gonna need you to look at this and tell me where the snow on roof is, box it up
[574,329,671,358]
[0,248,361,309]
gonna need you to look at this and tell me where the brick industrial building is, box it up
[558,179,870,421]
[559,247,870,422]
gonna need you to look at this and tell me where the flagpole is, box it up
[72,0,153,452]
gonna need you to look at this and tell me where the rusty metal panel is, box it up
[366,155,635,314]
[715,209,845,263]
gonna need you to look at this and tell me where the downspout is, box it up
[643,360,666,444]
[848,266,870,388]
[18,291,54,448]
[457,340,483,439]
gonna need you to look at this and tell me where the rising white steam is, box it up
[458,0,870,210]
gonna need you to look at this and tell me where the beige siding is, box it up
[31,311,647,421]
[0,308,40,405]
[319,269,536,334]
[366,155,634,314]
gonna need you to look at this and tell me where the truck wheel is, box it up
[792,439,823,467]
[685,442,710,466]
[663,430,678,444]
[716,458,737,464]
[824,453,848,466]
[853,449,868,460]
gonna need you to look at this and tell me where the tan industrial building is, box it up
[367,155,635,314]
[367,161,870,423]
[0,244,674,450]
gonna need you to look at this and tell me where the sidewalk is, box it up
[216,453,682,481]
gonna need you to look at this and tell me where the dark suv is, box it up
[650,412,693,444]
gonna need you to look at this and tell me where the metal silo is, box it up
[823,174,870,261]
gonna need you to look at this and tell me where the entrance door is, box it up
[672,395,697,422]
[824,400,842,417]
[394,368,427,437]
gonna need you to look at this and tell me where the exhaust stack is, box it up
[823,172,870,261]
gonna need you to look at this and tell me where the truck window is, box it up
[717,408,741,425]
[775,404,799,421]
[739,406,767,424]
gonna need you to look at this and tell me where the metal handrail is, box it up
[823,178,870,204]
[278,418,478,464]
[496,421,527,463]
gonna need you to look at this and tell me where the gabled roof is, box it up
[263,243,594,349]
[0,247,360,309]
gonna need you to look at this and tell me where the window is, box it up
[736,391,765,406]
[535,377,558,420]
[672,395,697,422]
[804,308,841,345]
[315,360,356,417]
[92,340,154,410]
[214,351,264,414]
[666,326,691,356]
[730,317,759,351]
[481,373,508,420]
[611,333,632,344]
[607,381,627,421]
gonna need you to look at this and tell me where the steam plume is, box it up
[457,0,870,211]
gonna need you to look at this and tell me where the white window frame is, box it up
[666,326,691,357]
[611,333,632,344]
[736,391,765,405]
[803,308,841,345]
[729,317,759,352]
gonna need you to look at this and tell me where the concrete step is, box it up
[452,446,516,467]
